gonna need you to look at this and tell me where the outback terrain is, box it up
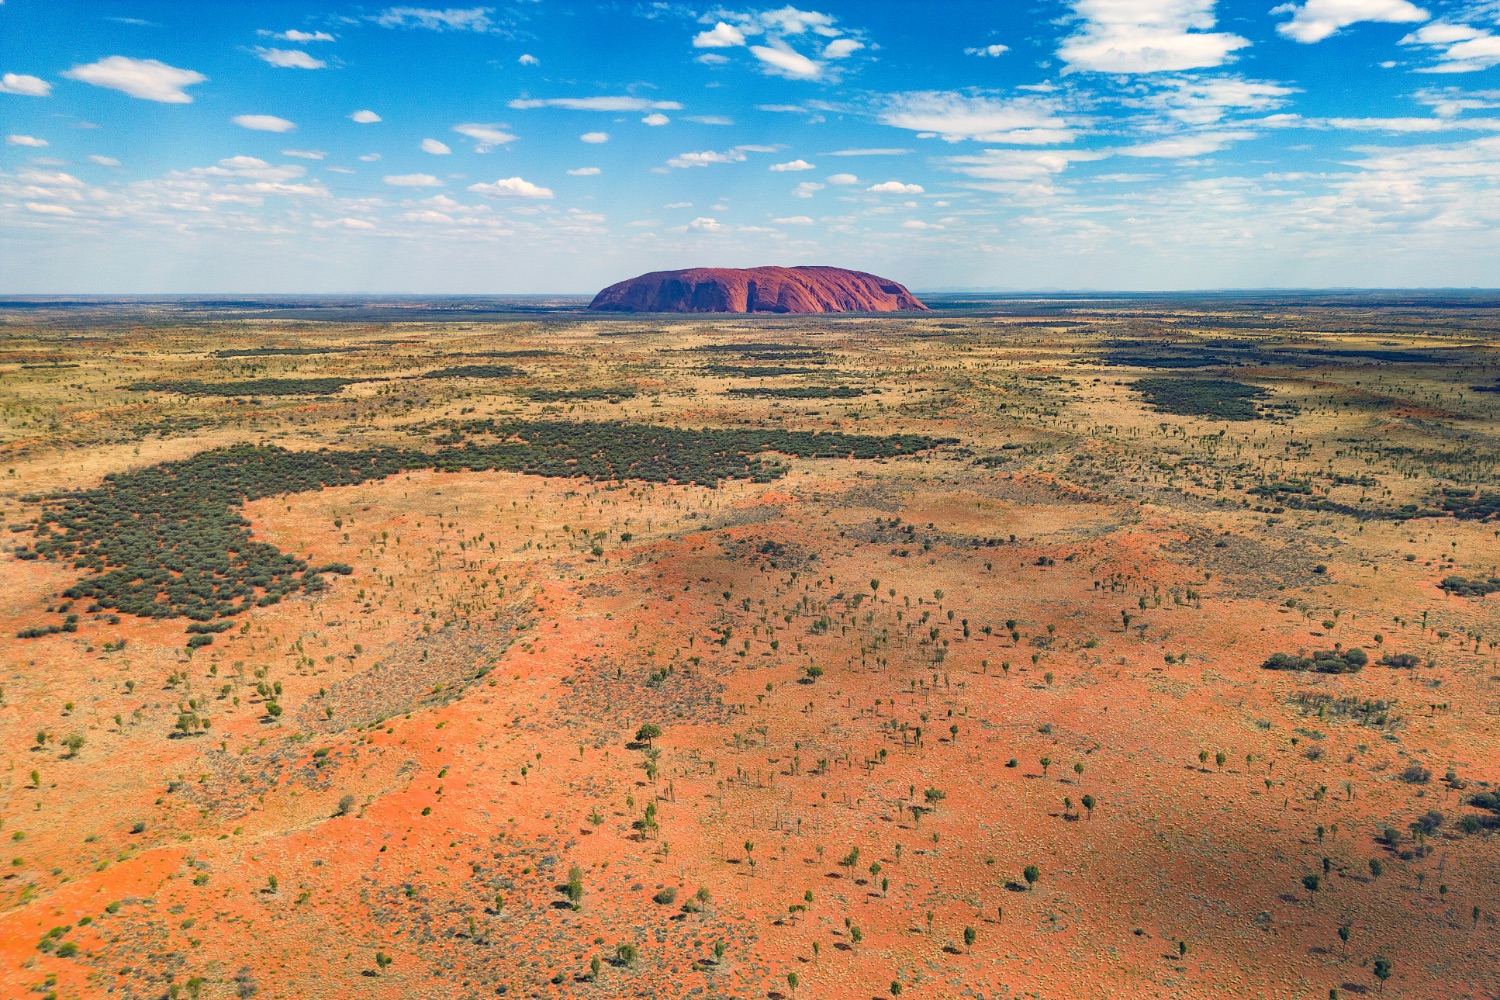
[0,293,1496,1000]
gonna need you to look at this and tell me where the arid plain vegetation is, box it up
[0,294,1497,1000]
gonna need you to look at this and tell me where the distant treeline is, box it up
[525,387,636,402]
[128,377,360,396]
[210,347,363,358]
[700,364,821,377]
[727,386,866,399]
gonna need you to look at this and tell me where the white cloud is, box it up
[580,131,609,143]
[234,114,296,132]
[453,123,515,151]
[468,176,554,198]
[518,53,539,65]
[826,147,912,156]
[421,138,452,154]
[275,30,335,42]
[315,217,376,230]
[694,8,866,80]
[1057,0,1250,74]
[1142,76,1297,124]
[1402,22,1500,73]
[750,43,823,80]
[901,219,943,229]
[282,149,327,159]
[880,91,1075,143]
[664,201,693,208]
[687,115,735,125]
[509,96,681,111]
[8,134,47,147]
[642,112,671,126]
[64,56,206,103]
[770,158,816,171]
[359,153,382,161]
[694,21,746,47]
[374,7,496,31]
[792,181,825,197]
[0,73,51,96]
[868,180,924,193]
[825,172,858,184]
[27,202,76,216]
[773,214,815,224]
[689,216,723,230]
[1414,86,1500,117]
[350,109,382,123]
[965,44,1009,57]
[385,172,443,186]
[668,148,747,168]
[203,156,304,180]
[1119,130,1254,157]
[255,48,327,69]
[567,166,601,175]
[939,148,1108,198]
[88,154,121,166]
[1273,0,1427,44]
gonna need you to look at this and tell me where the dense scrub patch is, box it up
[446,419,948,486]
[1430,487,1500,520]
[1438,575,1500,597]
[418,365,525,380]
[16,420,949,628]
[24,444,413,624]
[1134,377,1268,420]
[127,378,359,396]
[1263,647,1367,674]
[726,386,865,399]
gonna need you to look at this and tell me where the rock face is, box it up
[588,266,928,314]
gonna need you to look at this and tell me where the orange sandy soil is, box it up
[0,314,1496,1000]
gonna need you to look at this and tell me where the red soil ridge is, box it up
[588,265,928,313]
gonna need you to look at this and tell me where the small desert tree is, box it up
[1023,864,1040,889]
[1373,955,1392,992]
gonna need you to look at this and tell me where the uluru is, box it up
[588,265,928,314]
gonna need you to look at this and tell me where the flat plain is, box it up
[0,293,1496,1000]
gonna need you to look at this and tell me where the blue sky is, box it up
[5,0,1500,292]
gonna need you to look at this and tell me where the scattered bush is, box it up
[1400,764,1432,785]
